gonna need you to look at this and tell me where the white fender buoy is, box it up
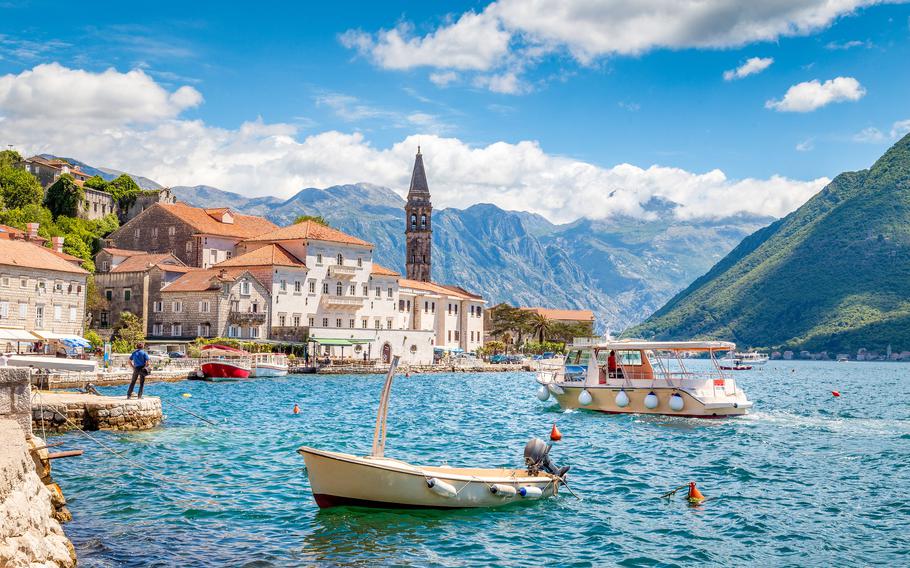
[518,486,543,499]
[490,484,517,497]
[615,389,630,408]
[548,383,565,396]
[536,385,550,401]
[578,389,593,406]
[669,393,685,411]
[426,478,457,498]
[644,391,659,409]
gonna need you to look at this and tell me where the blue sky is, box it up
[1,1,908,222]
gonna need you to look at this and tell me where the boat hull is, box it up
[547,385,750,418]
[201,361,251,380]
[298,447,559,509]
[250,364,288,377]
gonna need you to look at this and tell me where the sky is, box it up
[0,1,908,223]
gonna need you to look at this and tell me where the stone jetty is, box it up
[32,392,163,434]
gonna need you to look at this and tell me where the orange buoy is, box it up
[832,391,841,397]
[293,403,300,414]
[550,423,562,442]
[687,482,705,503]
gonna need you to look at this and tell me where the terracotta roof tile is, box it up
[399,278,482,300]
[101,247,147,257]
[156,203,277,239]
[370,263,400,277]
[243,221,372,247]
[214,244,305,268]
[0,239,89,275]
[47,249,85,264]
[520,307,595,322]
[162,268,250,293]
[111,253,184,273]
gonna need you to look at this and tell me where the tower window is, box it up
[421,214,427,228]
[410,214,417,230]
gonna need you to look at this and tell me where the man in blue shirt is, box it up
[127,342,150,399]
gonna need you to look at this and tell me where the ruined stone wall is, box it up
[0,368,32,438]
[0,419,76,567]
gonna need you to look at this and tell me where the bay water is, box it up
[50,361,910,566]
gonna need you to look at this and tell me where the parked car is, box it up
[168,351,186,359]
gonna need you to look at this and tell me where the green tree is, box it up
[84,330,103,350]
[44,174,84,218]
[0,166,43,209]
[83,175,109,191]
[107,174,141,206]
[0,149,22,169]
[528,312,554,343]
[294,214,329,226]
[111,311,145,352]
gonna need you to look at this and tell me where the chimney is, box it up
[218,269,227,279]
[27,223,39,240]
[51,236,64,253]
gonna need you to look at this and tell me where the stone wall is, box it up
[81,187,117,221]
[0,368,32,438]
[32,393,163,433]
[0,418,76,567]
[107,204,199,266]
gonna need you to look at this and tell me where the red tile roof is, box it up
[0,239,89,275]
[520,307,595,322]
[214,244,305,268]
[399,278,482,300]
[111,253,184,273]
[243,220,372,247]
[370,263,400,277]
[155,203,277,239]
[0,225,25,240]
[47,249,85,265]
[162,268,251,293]
[101,247,148,257]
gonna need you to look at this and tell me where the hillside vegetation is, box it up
[627,133,910,354]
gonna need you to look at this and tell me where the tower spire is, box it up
[405,148,432,282]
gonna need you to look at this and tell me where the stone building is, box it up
[0,239,89,351]
[18,156,90,188]
[105,203,277,268]
[158,269,270,340]
[405,148,433,282]
[90,249,196,332]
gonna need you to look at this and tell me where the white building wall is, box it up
[200,236,241,268]
[309,327,435,364]
[270,266,309,328]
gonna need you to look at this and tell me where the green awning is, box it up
[309,337,373,346]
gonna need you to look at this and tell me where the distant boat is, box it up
[250,353,288,377]
[199,345,251,380]
[536,340,753,418]
[720,351,768,370]
[836,355,850,362]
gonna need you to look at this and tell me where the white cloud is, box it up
[723,57,774,81]
[0,63,827,224]
[853,119,910,142]
[429,71,458,87]
[891,119,910,138]
[796,138,814,151]
[342,1,890,91]
[766,77,866,112]
[472,71,527,94]
[825,39,869,50]
[0,62,202,124]
[853,127,886,143]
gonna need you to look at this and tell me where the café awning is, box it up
[0,328,40,342]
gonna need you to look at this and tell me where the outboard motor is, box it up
[524,437,570,479]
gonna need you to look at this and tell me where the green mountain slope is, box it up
[627,134,910,354]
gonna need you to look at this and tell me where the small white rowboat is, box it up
[297,355,567,509]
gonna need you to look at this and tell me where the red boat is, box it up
[199,345,252,380]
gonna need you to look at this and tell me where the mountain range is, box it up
[169,183,771,332]
[627,133,910,353]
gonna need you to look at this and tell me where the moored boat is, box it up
[720,351,768,370]
[199,345,252,380]
[536,340,753,418]
[250,352,289,377]
[298,355,569,509]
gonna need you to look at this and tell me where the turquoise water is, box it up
[50,361,910,567]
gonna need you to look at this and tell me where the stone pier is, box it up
[32,392,163,434]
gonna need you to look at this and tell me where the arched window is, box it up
[336,282,343,296]
[336,253,343,265]
[410,214,417,230]
[420,214,427,228]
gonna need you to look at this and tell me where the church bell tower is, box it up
[405,147,432,282]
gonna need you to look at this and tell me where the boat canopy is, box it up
[588,340,735,352]
[201,344,250,356]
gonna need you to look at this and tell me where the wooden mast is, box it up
[371,355,400,458]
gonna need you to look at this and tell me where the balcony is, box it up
[321,295,364,309]
[330,265,358,279]
[228,311,267,325]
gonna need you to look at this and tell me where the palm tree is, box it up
[528,313,553,343]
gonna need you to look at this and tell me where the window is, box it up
[432,302,435,313]
[336,318,342,328]
[69,307,76,321]
[337,253,343,265]
[349,319,355,329]
[322,282,329,294]
[362,284,368,296]
[350,284,356,295]
[198,323,210,336]
[172,301,183,313]
[279,315,286,326]
[186,241,193,253]
[151,227,158,238]
[20,278,28,288]
[316,253,323,264]
[448,304,452,315]
[420,214,427,228]
[19,303,27,318]
[470,306,474,317]
[424,301,428,313]
[309,281,315,293]
[250,327,259,338]
[618,350,643,366]
[399,300,405,311]
[294,316,302,327]
[0,276,8,287]
[172,323,182,337]
[410,214,417,230]
[199,300,210,313]
[357,258,363,267]
[53,304,62,321]
[294,281,301,293]
[454,304,458,314]
[134,228,140,238]
[251,302,259,313]
[153,323,163,335]
[153,301,163,313]
[476,307,482,317]
[362,319,368,329]
[322,317,329,327]
[448,330,452,342]
[101,261,110,271]
[336,282,343,296]
[228,325,239,338]
[386,319,392,330]
[123,289,131,301]
[231,300,240,311]
[374,319,381,330]
[240,281,251,295]
[0,302,8,318]
[226,252,233,260]
[168,226,176,236]
[375,287,381,298]
[454,330,460,341]
[387,287,393,299]
[99,311,109,327]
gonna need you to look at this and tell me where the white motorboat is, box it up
[298,355,568,509]
[719,351,768,370]
[250,353,289,377]
[536,340,753,418]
